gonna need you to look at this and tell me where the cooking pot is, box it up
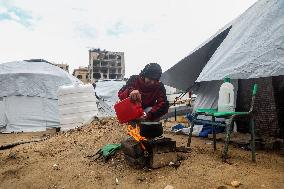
[140,122,163,138]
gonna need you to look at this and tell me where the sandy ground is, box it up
[0,118,283,189]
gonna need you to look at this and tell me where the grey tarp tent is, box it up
[161,0,284,110]
[160,26,232,91]
[161,0,284,138]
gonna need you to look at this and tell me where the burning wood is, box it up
[127,125,146,150]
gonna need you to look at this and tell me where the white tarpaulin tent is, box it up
[161,0,284,110]
[197,0,284,82]
[0,60,81,132]
[95,80,126,108]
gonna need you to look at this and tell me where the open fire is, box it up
[122,123,178,169]
[127,124,146,150]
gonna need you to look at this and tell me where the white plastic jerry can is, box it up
[217,77,235,112]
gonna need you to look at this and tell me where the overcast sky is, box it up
[0,0,257,77]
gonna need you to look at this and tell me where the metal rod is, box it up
[212,116,217,151]
[250,118,256,162]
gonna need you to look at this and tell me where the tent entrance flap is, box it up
[160,26,232,91]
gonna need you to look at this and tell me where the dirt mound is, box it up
[0,118,283,189]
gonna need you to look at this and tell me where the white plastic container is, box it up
[217,78,235,112]
[57,83,98,131]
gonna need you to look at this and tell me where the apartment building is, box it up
[88,48,125,82]
[73,67,89,83]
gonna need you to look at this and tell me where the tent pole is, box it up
[172,83,196,121]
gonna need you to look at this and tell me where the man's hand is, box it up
[138,112,147,121]
[129,90,141,102]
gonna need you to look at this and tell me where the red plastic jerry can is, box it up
[114,98,144,124]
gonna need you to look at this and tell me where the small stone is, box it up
[164,185,174,189]
[8,152,17,159]
[137,176,146,182]
[217,186,227,189]
[53,164,59,170]
[177,153,188,161]
[115,178,119,185]
[231,180,241,188]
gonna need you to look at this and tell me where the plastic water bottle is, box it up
[217,77,235,112]
[217,77,237,131]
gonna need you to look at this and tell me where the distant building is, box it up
[73,67,89,83]
[54,63,69,73]
[88,48,125,82]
